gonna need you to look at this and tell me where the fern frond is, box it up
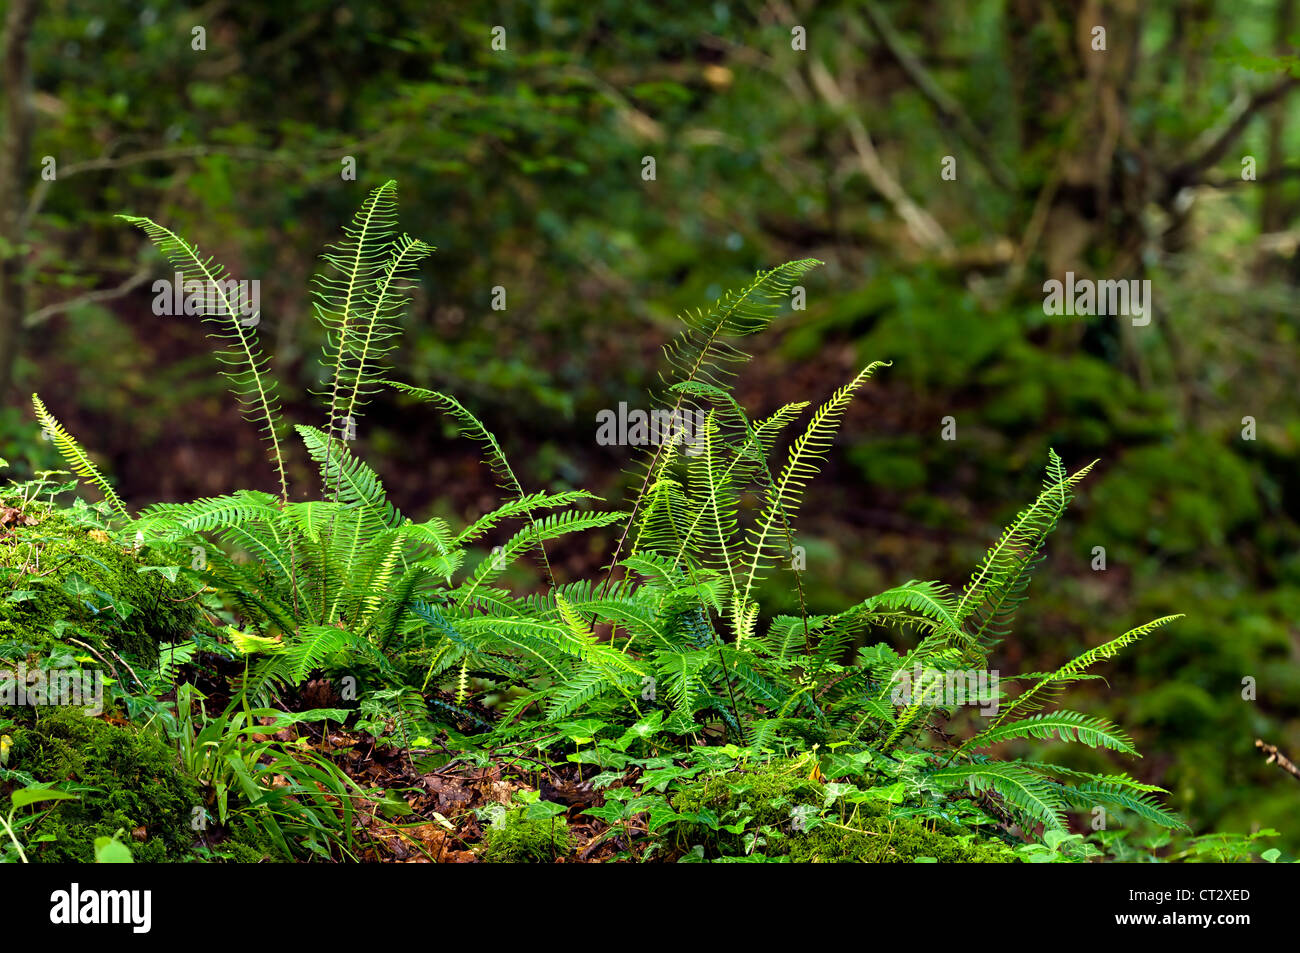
[31,394,129,521]
[964,615,1183,751]
[116,214,288,501]
[296,425,401,529]
[136,490,280,539]
[311,180,399,440]
[456,510,626,606]
[337,233,433,432]
[954,452,1096,656]
[390,381,562,585]
[737,361,889,639]
[606,259,823,588]
[927,761,1067,832]
[1058,781,1189,831]
[966,710,1138,756]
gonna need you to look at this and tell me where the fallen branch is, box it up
[808,59,954,256]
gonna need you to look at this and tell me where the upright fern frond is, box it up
[954,454,1097,650]
[116,214,288,501]
[310,180,400,442]
[31,394,130,521]
[737,361,889,638]
[338,233,432,431]
[605,259,823,591]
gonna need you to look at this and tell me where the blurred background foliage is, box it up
[1,0,1297,846]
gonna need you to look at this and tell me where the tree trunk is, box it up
[0,0,39,399]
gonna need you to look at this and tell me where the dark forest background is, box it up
[1,0,1298,847]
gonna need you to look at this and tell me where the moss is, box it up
[0,512,198,662]
[671,759,834,830]
[785,816,1019,863]
[3,706,201,863]
[480,808,572,863]
[669,759,1017,862]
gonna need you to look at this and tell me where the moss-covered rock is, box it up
[0,511,197,662]
[671,759,832,830]
[480,807,572,862]
[3,706,200,862]
[785,816,1018,863]
[669,759,1018,863]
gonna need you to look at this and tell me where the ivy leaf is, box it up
[93,835,133,863]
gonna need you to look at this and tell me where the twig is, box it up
[65,637,119,683]
[807,59,954,256]
[1170,75,1299,187]
[1256,739,1300,782]
[23,263,152,328]
[104,645,146,693]
[859,2,1015,191]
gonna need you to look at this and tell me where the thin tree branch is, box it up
[807,59,954,256]
[23,264,153,328]
[1204,163,1300,187]
[21,144,297,230]
[1171,75,1300,186]
[859,1,1016,191]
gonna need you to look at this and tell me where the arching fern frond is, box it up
[927,761,1067,832]
[31,393,129,521]
[116,214,288,501]
[960,614,1183,754]
[965,710,1138,756]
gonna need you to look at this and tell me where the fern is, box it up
[737,361,889,640]
[965,710,1138,756]
[606,260,822,588]
[89,185,1190,853]
[927,761,1067,832]
[117,214,289,501]
[31,394,129,521]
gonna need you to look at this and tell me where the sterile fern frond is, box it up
[116,214,288,501]
[927,761,1067,832]
[965,710,1138,756]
